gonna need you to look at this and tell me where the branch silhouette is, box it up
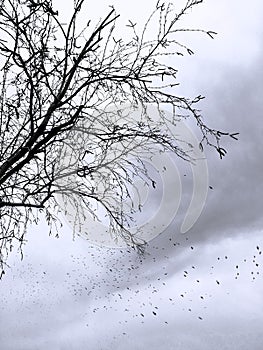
[0,0,236,277]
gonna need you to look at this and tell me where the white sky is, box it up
[1,0,263,349]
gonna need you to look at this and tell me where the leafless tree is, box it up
[0,0,238,277]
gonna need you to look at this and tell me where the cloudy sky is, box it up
[1,0,263,349]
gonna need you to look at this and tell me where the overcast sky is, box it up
[1,0,263,349]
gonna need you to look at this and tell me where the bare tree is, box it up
[0,0,238,277]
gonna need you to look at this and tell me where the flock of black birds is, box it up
[0,229,262,347]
